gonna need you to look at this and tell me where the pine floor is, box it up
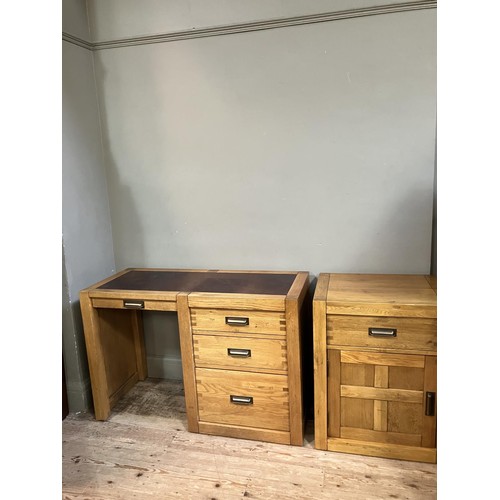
[62,378,437,499]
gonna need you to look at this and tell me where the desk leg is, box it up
[80,291,111,420]
[177,293,199,433]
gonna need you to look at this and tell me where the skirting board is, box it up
[66,377,93,413]
[147,355,183,381]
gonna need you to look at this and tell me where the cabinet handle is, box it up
[230,395,253,405]
[225,316,250,326]
[123,300,144,309]
[425,391,436,416]
[227,348,251,358]
[368,327,397,337]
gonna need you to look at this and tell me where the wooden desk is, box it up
[80,268,310,446]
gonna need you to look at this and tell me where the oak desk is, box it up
[80,268,309,446]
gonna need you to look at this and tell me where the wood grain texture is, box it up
[193,334,288,372]
[79,291,111,420]
[92,297,178,311]
[326,273,437,318]
[341,385,423,404]
[63,379,437,499]
[176,292,199,433]
[196,368,290,431]
[313,273,330,450]
[422,355,437,448]
[191,308,286,336]
[198,422,291,445]
[328,437,437,463]
[327,315,437,351]
[187,293,286,311]
[285,272,309,446]
[341,350,425,368]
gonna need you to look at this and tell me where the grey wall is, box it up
[63,1,436,391]
[62,0,116,410]
[87,0,411,41]
[93,10,436,276]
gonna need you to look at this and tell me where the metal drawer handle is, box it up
[123,300,144,309]
[230,395,253,405]
[227,348,251,358]
[368,327,397,337]
[425,392,436,416]
[225,316,249,326]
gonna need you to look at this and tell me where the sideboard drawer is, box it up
[196,368,290,431]
[327,315,436,351]
[193,335,288,372]
[191,309,286,337]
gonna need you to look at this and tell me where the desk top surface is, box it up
[97,269,298,296]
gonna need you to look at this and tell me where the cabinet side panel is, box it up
[177,293,199,433]
[286,294,305,445]
[313,275,329,449]
[98,308,139,399]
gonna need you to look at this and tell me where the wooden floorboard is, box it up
[62,378,436,499]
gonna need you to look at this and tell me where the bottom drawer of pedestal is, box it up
[195,368,290,431]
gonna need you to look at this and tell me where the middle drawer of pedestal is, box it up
[193,334,287,373]
[196,368,290,431]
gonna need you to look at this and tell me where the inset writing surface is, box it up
[98,270,296,295]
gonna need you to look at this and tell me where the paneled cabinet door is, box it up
[327,349,436,461]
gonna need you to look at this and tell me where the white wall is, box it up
[62,0,115,409]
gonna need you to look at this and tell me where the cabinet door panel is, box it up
[327,349,436,453]
[387,402,423,434]
[341,363,374,386]
[389,366,424,390]
[341,398,374,430]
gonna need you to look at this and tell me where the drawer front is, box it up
[196,368,290,431]
[327,315,436,352]
[191,309,286,337]
[193,335,288,372]
[91,298,176,312]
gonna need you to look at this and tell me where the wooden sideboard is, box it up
[80,268,310,446]
[313,273,437,463]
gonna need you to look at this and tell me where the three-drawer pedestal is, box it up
[184,278,310,446]
[313,274,437,463]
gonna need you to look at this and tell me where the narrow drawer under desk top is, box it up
[91,297,177,311]
[193,334,288,373]
[327,315,437,352]
[196,368,290,431]
[190,308,286,337]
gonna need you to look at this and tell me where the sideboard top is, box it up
[320,273,436,318]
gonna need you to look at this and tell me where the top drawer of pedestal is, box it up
[321,274,437,319]
[327,315,437,352]
[190,309,286,337]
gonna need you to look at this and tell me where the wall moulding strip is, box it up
[62,32,94,51]
[63,1,436,51]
